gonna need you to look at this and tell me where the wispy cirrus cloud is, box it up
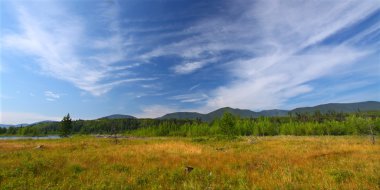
[206,46,369,110]
[169,93,208,103]
[136,0,380,111]
[2,1,148,96]
[44,91,60,101]
[2,0,379,118]
[200,0,380,110]
[171,57,218,75]
[189,84,200,91]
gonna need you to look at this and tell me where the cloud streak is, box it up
[2,1,146,96]
[2,0,379,117]
[137,0,380,111]
[44,91,60,101]
[169,93,208,103]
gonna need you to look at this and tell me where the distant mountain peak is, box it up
[159,101,380,121]
[99,114,136,119]
[291,101,380,113]
[2,101,379,126]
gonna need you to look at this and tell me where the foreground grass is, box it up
[0,136,379,189]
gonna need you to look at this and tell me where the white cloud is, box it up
[170,56,219,74]
[189,84,200,91]
[2,0,379,113]
[202,0,379,110]
[205,46,369,110]
[44,91,60,101]
[2,2,144,96]
[141,83,162,90]
[143,0,380,111]
[169,93,208,103]
[0,112,61,124]
[172,61,207,74]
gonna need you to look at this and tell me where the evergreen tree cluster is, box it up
[1,111,379,137]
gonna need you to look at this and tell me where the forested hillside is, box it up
[160,101,380,121]
[1,111,379,137]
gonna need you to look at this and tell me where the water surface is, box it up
[0,136,61,140]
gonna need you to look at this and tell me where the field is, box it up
[0,136,379,189]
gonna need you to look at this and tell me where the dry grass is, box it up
[0,136,379,189]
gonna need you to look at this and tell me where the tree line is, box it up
[0,111,379,137]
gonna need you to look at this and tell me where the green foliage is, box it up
[329,169,354,183]
[2,110,380,137]
[60,113,72,137]
[220,112,237,136]
[0,127,8,134]
[70,164,85,174]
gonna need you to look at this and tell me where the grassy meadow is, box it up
[0,136,379,189]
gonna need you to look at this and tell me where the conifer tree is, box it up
[60,113,72,137]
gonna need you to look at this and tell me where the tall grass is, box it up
[0,136,379,189]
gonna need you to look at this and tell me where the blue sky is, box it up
[1,0,379,124]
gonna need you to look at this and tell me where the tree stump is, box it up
[185,166,194,174]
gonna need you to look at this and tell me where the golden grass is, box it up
[0,136,379,189]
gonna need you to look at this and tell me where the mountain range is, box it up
[159,101,380,121]
[159,107,288,121]
[99,114,136,119]
[0,120,57,128]
[1,101,379,126]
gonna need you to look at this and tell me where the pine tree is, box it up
[60,113,72,137]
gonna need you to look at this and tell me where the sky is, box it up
[1,0,380,124]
